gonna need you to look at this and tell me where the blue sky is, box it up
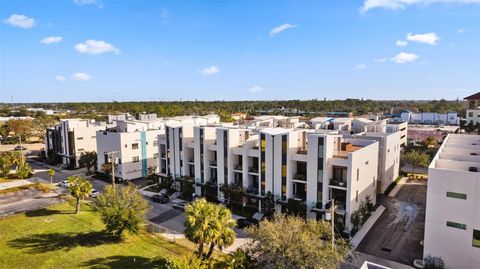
[1,0,479,102]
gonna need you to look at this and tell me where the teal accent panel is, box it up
[141,131,147,177]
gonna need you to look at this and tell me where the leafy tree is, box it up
[47,169,55,187]
[7,119,34,142]
[101,162,112,177]
[423,255,445,269]
[78,151,97,175]
[459,119,466,133]
[402,150,430,175]
[16,163,32,179]
[286,198,307,219]
[350,210,362,232]
[220,183,245,209]
[160,176,173,190]
[263,191,276,220]
[93,185,150,239]
[0,151,20,176]
[424,136,437,148]
[246,214,350,269]
[67,176,93,214]
[185,198,237,260]
[165,254,211,269]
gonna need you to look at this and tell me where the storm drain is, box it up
[381,247,392,253]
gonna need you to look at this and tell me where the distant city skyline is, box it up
[1,0,479,102]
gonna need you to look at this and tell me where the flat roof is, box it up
[431,134,480,172]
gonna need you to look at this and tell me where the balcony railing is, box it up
[329,178,347,187]
[246,185,259,195]
[249,166,259,173]
[297,149,308,155]
[332,151,348,160]
[209,161,217,167]
[234,164,242,171]
[188,157,194,163]
[293,173,307,181]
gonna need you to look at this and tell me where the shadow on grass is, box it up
[81,255,169,269]
[24,208,73,217]
[8,231,119,253]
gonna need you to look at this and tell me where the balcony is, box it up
[248,166,259,173]
[329,178,347,188]
[293,173,307,181]
[332,151,348,160]
[209,161,217,167]
[297,149,308,155]
[245,185,259,195]
[234,164,242,171]
[188,157,194,163]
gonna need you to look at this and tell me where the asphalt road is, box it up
[357,179,426,266]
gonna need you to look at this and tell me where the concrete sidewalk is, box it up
[350,205,385,249]
[0,179,32,190]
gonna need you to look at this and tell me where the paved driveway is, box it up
[357,179,426,266]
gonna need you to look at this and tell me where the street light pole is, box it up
[105,151,119,188]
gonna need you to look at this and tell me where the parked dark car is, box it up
[236,218,259,228]
[237,212,264,229]
[151,194,169,204]
[13,145,27,151]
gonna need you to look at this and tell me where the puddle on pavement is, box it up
[389,201,419,230]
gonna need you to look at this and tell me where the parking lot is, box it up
[357,179,427,266]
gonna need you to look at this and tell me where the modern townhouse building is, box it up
[96,115,164,181]
[423,134,480,269]
[465,92,480,125]
[45,119,112,168]
[158,121,380,233]
[348,131,401,193]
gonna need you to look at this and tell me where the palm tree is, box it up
[184,198,237,260]
[47,169,55,188]
[67,176,92,214]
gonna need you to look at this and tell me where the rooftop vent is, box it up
[469,167,478,172]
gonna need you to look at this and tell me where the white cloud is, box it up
[249,85,264,93]
[40,36,63,45]
[391,52,419,63]
[373,58,387,63]
[361,0,480,13]
[199,66,220,75]
[74,0,102,7]
[355,64,367,70]
[406,32,440,45]
[457,28,466,34]
[74,40,120,55]
[396,40,408,46]
[269,23,296,37]
[55,75,66,82]
[3,14,35,29]
[71,73,91,80]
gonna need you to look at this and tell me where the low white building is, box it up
[424,134,480,269]
[400,111,458,125]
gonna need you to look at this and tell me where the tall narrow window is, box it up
[473,230,480,248]
[446,192,467,200]
[447,221,466,230]
[356,190,358,202]
[357,169,359,181]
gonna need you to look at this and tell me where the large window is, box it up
[132,156,140,163]
[447,221,466,230]
[473,230,480,248]
[132,143,139,150]
[447,192,467,200]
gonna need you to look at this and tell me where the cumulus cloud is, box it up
[373,58,387,63]
[361,0,480,13]
[249,85,264,93]
[71,73,91,80]
[391,52,419,63]
[406,32,440,45]
[355,64,367,70]
[40,36,63,45]
[55,75,66,82]
[74,40,120,55]
[3,14,35,28]
[396,40,408,46]
[199,66,220,75]
[269,23,296,37]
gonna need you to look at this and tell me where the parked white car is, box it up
[59,181,70,188]
[90,189,100,198]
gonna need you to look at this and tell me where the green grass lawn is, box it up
[0,201,192,269]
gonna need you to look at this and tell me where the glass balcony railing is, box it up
[234,164,242,171]
[293,173,307,181]
[329,178,347,187]
[209,161,217,167]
